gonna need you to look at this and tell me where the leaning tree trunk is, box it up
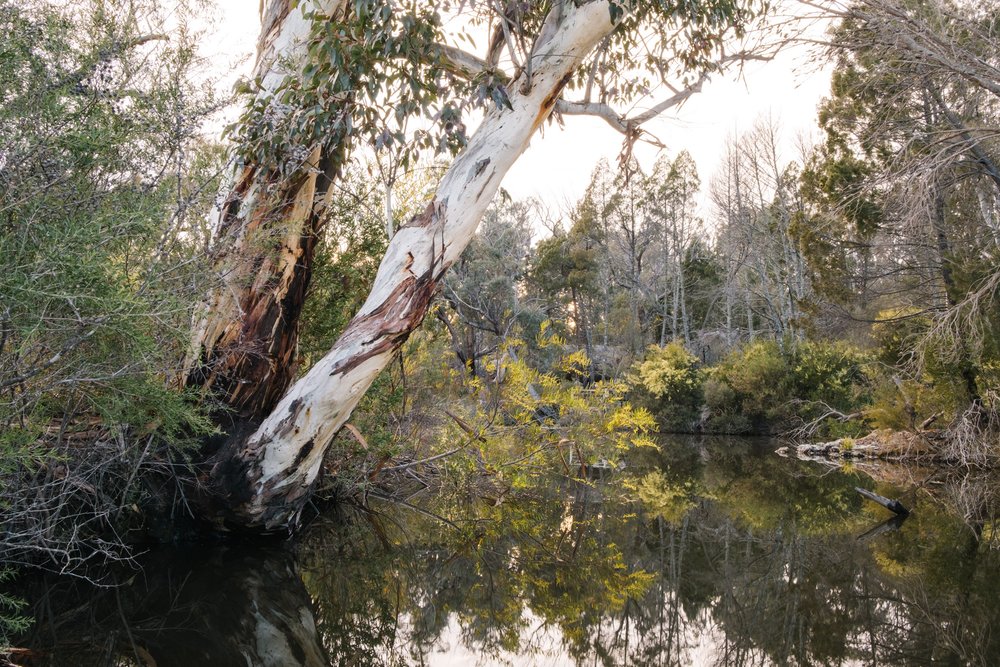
[185,0,348,420]
[209,1,618,531]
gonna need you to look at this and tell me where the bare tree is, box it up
[711,116,810,343]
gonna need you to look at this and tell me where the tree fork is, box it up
[207,1,619,532]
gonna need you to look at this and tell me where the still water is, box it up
[13,436,1000,666]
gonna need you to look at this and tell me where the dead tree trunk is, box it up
[207,1,619,531]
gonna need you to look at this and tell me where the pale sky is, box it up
[204,1,833,218]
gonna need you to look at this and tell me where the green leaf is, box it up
[491,85,513,111]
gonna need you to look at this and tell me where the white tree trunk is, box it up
[211,1,618,530]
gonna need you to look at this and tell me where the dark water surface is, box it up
[13,436,1000,666]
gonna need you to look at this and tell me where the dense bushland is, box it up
[630,340,872,436]
[0,0,224,571]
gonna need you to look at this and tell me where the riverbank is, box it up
[777,427,997,467]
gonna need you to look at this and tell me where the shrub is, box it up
[630,342,703,431]
[701,376,751,433]
[703,340,870,435]
[0,0,224,570]
[703,341,787,432]
[0,568,30,647]
[791,341,871,411]
[866,377,964,431]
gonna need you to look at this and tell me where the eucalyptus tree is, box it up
[187,0,772,530]
[182,0,470,419]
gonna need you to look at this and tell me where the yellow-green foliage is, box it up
[793,341,870,405]
[536,319,567,348]
[362,330,659,490]
[627,470,697,525]
[703,340,786,433]
[636,342,701,401]
[865,377,965,431]
[631,342,704,432]
[508,345,658,463]
[711,340,787,402]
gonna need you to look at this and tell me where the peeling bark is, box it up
[185,0,347,420]
[210,1,619,531]
[187,155,325,418]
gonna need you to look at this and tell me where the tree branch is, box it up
[553,70,713,148]
[0,322,104,392]
[433,44,490,80]
[629,71,710,125]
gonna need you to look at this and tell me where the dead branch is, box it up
[856,486,910,515]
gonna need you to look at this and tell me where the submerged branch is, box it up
[856,486,910,516]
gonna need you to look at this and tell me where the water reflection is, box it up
[17,545,327,666]
[15,437,1000,666]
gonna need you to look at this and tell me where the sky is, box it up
[204,1,834,220]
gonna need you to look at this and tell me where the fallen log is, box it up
[855,487,910,516]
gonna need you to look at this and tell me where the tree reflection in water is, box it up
[17,546,328,666]
[15,437,1000,666]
